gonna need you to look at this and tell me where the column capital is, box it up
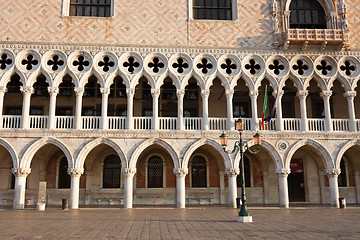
[201,89,210,97]
[225,90,234,97]
[100,87,110,95]
[126,88,135,96]
[225,168,240,177]
[296,90,308,99]
[20,86,34,95]
[276,168,291,177]
[151,88,160,97]
[74,87,84,96]
[176,89,185,97]
[68,168,84,177]
[0,86,7,93]
[122,168,137,177]
[320,91,332,99]
[249,90,258,98]
[12,168,31,177]
[47,87,59,95]
[343,91,356,98]
[325,168,341,176]
[272,90,284,98]
[173,168,188,177]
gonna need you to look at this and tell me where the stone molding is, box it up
[12,168,31,177]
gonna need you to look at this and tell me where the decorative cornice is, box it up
[12,168,31,177]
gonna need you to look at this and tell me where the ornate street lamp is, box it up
[219,116,261,223]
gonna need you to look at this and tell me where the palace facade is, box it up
[0,0,359,209]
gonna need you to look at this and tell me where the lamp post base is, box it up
[236,216,253,223]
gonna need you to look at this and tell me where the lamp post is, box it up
[219,117,261,223]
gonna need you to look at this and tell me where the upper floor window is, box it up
[69,0,112,17]
[289,0,326,29]
[193,0,233,20]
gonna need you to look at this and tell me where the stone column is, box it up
[12,168,31,209]
[326,169,340,208]
[47,87,59,130]
[226,90,234,131]
[219,171,225,204]
[151,89,160,130]
[123,168,136,208]
[320,91,333,132]
[354,170,360,204]
[201,89,210,130]
[249,90,259,131]
[100,88,110,130]
[177,89,185,131]
[74,87,84,130]
[226,168,239,208]
[68,168,84,209]
[343,91,357,132]
[20,86,33,129]
[275,90,284,131]
[296,90,309,131]
[319,170,326,204]
[126,88,135,130]
[173,168,188,208]
[276,168,290,208]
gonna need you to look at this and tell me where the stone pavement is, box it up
[0,206,359,239]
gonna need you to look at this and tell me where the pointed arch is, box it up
[182,138,231,170]
[20,137,73,169]
[328,77,352,92]
[75,138,127,169]
[128,138,179,169]
[141,72,157,89]
[304,74,328,91]
[230,75,253,91]
[285,139,332,170]
[79,70,105,88]
[335,139,360,169]
[279,75,304,91]
[182,74,206,90]
[0,138,18,169]
[205,74,230,90]
[53,69,80,88]
[155,74,181,90]
[0,69,26,87]
[27,69,52,87]
[284,0,335,16]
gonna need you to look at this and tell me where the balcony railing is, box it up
[332,119,350,132]
[286,29,347,43]
[283,118,301,131]
[258,118,276,131]
[209,118,227,130]
[159,117,177,130]
[184,117,202,130]
[134,117,152,130]
[82,116,100,130]
[29,116,48,129]
[56,116,74,129]
[308,119,325,132]
[2,115,21,129]
[108,117,126,130]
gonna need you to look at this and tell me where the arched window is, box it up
[237,156,251,188]
[191,156,207,187]
[58,157,71,189]
[148,156,163,188]
[290,0,326,29]
[338,158,348,187]
[103,155,121,188]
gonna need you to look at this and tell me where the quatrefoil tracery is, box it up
[316,60,332,76]
[148,57,164,73]
[196,58,213,74]
[123,57,140,73]
[292,60,308,76]
[47,55,64,71]
[98,56,115,72]
[244,59,260,75]
[221,59,236,74]
[172,58,189,74]
[340,61,355,76]
[21,55,38,71]
[0,54,12,70]
[269,60,284,75]
[73,56,90,72]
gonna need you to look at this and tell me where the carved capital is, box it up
[12,168,31,177]
[296,90,308,99]
[343,91,356,98]
[325,168,341,176]
[100,87,110,95]
[74,87,84,96]
[173,168,188,177]
[47,87,59,95]
[272,90,284,98]
[276,168,291,177]
[176,89,185,97]
[20,86,34,95]
[225,90,234,98]
[225,168,240,177]
[122,168,137,177]
[151,89,160,97]
[320,91,332,99]
[201,89,210,97]
[249,90,258,98]
[0,86,7,94]
[67,168,84,177]
[126,88,135,96]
